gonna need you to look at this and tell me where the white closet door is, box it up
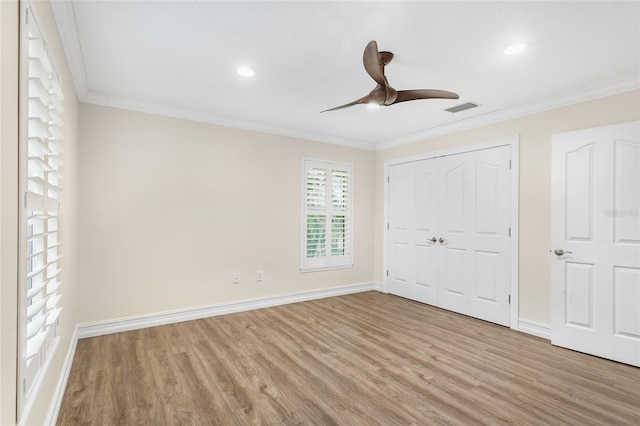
[437,146,511,326]
[552,121,640,366]
[387,160,439,305]
[386,145,512,327]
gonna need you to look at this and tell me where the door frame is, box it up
[383,135,520,329]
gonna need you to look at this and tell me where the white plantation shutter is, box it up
[306,167,326,258]
[330,169,350,257]
[302,159,353,270]
[19,5,64,414]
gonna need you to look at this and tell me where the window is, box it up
[18,4,64,417]
[302,159,353,271]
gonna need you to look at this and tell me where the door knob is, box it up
[429,237,437,243]
[438,238,446,244]
[554,248,572,256]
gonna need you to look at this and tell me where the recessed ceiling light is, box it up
[367,103,381,110]
[236,66,255,77]
[503,41,530,55]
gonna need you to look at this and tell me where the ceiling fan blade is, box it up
[393,89,459,104]
[321,95,369,113]
[363,40,386,87]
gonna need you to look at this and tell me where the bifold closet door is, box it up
[386,145,512,327]
[387,160,439,305]
[437,146,511,326]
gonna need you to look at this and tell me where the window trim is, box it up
[300,157,354,272]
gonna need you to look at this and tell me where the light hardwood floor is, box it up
[57,292,640,425]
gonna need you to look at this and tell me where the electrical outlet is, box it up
[233,273,240,284]
[256,271,263,282]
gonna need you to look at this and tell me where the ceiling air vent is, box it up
[445,102,480,113]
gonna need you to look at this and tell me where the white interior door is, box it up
[552,121,640,367]
[386,145,512,326]
[387,160,438,305]
[438,147,512,326]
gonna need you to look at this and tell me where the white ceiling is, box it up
[51,1,640,150]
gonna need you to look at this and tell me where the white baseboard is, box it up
[78,282,381,339]
[45,326,78,426]
[518,318,551,340]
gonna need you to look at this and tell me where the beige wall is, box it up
[1,1,80,424]
[79,90,640,330]
[374,90,640,325]
[77,103,376,324]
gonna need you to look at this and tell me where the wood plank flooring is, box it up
[57,292,640,425]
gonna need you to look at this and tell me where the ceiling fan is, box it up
[322,40,459,112]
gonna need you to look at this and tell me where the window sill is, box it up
[300,264,353,273]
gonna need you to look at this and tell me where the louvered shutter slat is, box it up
[26,298,47,320]
[26,315,47,339]
[27,280,47,299]
[46,307,62,326]
[26,330,49,360]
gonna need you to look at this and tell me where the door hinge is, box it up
[23,378,26,394]
[509,160,512,169]
[386,270,389,277]
[387,176,390,183]
[508,227,511,237]
[25,8,30,24]
[508,295,511,305]
[387,223,389,230]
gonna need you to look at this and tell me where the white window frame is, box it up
[301,158,354,272]
[17,3,64,420]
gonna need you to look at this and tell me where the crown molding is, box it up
[78,76,640,153]
[80,90,377,151]
[375,74,640,151]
